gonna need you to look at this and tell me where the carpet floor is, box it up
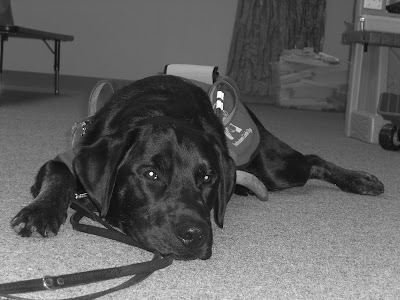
[0,76,399,300]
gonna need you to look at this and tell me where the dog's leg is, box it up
[306,154,384,195]
[11,160,76,237]
[242,107,384,196]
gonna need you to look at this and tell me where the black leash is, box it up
[69,196,153,251]
[0,196,173,300]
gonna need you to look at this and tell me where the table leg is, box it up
[0,34,5,91]
[54,40,60,95]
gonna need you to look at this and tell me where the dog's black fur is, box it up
[11,75,384,260]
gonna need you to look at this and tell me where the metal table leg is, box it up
[54,39,60,95]
[0,34,5,90]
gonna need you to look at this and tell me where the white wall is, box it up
[5,0,352,80]
[323,0,355,62]
[6,0,238,80]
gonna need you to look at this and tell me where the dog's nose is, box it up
[176,224,208,249]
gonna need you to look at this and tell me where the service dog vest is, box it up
[190,77,261,168]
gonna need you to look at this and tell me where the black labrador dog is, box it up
[11,75,384,260]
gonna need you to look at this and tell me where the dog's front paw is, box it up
[340,171,385,196]
[11,201,68,238]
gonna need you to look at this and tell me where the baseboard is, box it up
[1,70,133,94]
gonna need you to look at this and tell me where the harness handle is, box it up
[87,80,116,116]
[208,76,240,126]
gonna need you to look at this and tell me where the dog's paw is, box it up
[11,201,68,238]
[338,171,385,196]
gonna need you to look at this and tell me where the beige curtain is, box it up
[0,0,13,25]
[227,0,326,97]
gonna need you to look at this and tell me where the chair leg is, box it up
[54,40,60,95]
[0,34,5,91]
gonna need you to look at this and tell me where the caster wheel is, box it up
[379,124,400,151]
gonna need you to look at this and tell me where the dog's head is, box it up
[73,117,236,260]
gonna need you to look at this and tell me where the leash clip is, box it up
[71,119,91,137]
[42,276,65,290]
[71,119,92,151]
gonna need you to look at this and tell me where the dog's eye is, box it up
[145,170,158,180]
[203,174,212,183]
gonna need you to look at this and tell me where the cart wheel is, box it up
[379,124,400,151]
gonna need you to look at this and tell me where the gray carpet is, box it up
[0,78,399,300]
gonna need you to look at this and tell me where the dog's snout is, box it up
[177,223,208,249]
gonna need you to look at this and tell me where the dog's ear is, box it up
[72,132,135,217]
[213,143,236,228]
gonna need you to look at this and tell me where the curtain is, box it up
[0,0,13,25]
[227,0,326,97]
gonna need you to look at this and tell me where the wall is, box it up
[6,0,238,80]
[323,0,355,62]
[5,0,353,81]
